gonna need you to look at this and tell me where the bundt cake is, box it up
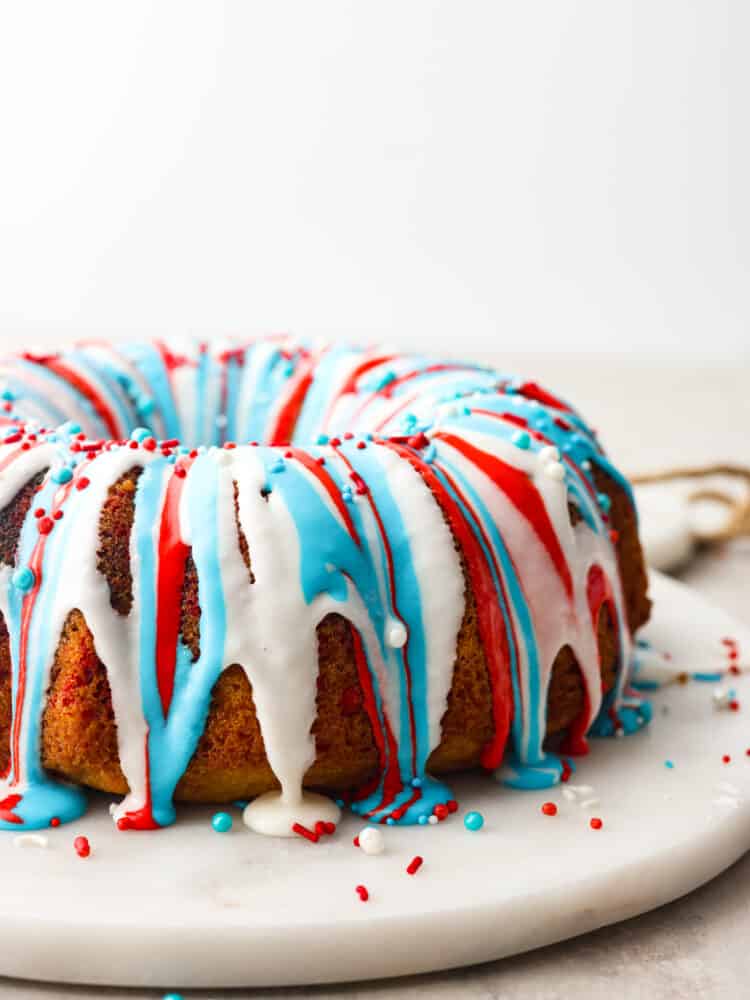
[0,339,651,834]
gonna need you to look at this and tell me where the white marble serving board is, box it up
[1,571,749,991]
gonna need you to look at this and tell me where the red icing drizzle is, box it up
[435,431,574,600]
[155,469,191,716]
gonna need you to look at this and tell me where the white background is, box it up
[0,1,747,359]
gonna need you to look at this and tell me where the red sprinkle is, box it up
[730,665,741,676]
[116,817,131,831]
[142,437,157,451]
[76,477,90,491]
[609,529,620,544]
[730,700,740,712]
[355,884,369,901]
[406,855,423,876]
[34,507,45,518]
[356,441,366,449]
[292,822,319,843]
[74,835,91,858]
[175,466,187,478]
[541,802,557,816]
[353,835,360,847]
[314,821,327,837]
[323,821,336,835]
[434,804,449,821]
[37,517,54,535]
[723,755,731,764]
[53,510,63,521]
[50,817,61,828]
[590,817,603,830]
[447,799,459,814]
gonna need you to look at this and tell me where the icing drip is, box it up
[0,339,649,833]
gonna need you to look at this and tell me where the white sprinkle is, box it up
[579,797,600,810]
[562,788,577,802]
[358,826,385,856]
[13,833,48,849]
[538,445,560,464]
[428,815,439,825]
[614,728,625,739]
[387,621,408,648]
[544,461,566,482]
[108,802,117,817]
[712,688,730,709]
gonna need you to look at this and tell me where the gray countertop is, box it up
[1,356,749,1000]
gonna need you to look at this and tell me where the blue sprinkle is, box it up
[464,811,484,832]
[51,467,73,484]
[130,426,152,443]
[418,815,428,825]
[211,812,233,833]
[1,389,15,401]
[423,444,436,463]
[693,671,723,683]
[12,567,35,592]
[386,817,395,826]
[411,777,422,788]
[317,434,329,445]
[271,459,286,474]
[374,370,397,391]
[512,431,531,450]
[232,800,249,810]
[335,799,344,808]
[597,492,612,513]
[137,395,155,416]
[665,760,674,769]
[163,994,185,1000]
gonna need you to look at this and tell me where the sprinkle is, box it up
[537,445,560,464]
[447,799,458,814]
[11,567,35,592]
[358,826,385,855]
[355,884,369,902]
[142,437,157,451]
[211,812,233,833]
[406,855,423,875]
[49,817,60,828]
[665,760,674,769]
[51,466,73,484]
[723,755,731,764]
[464,811,484,831]
[541,802,557,816]
[163,994,185,1000]
[74,836,91,858]
[37,517,54,535]
[13,833,48,849]
[411,777,422,788]
[596,492,612,513]
[418,815,428,825]
[730,700,740,712]
[34,507,45,518]
[292,822,319,843]
[356,441,367,449]
[386,622,408,648]
[428,815,438,825]
[512,430,531,450]
[434,804,449,821]
[590,817,603,830]
[76,477,90,491]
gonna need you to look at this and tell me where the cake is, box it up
[0,339,651,835]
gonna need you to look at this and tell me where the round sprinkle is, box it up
[76,476,90,491]
[358,826,385,856]
[211,812,233,833]
[434,803,449,821]
[428,815,438,825]
[386,622,408,648]
[11,567,35,592]
[406,855,423,875]
[590,817,603,830]
[512,430,531,450]
[163,994,185,1000]
[49,817,61,828]
[723,755,731,764]
[355,884,369,902]
[541,802,557,816]
[464,811,484,832]
[74,836,91,858]
[51,466,73,484]
[664,760,674,769]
